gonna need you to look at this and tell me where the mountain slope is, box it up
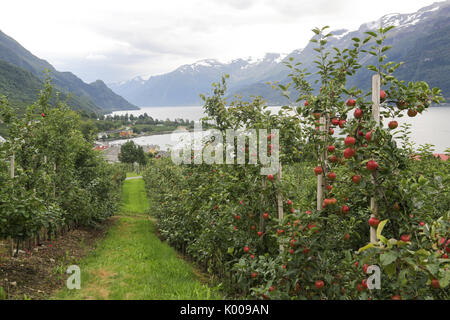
[110,1,450,106]
[0,30,137,113]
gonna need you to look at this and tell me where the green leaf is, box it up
[376,219,389,239]
[380,251,397,266]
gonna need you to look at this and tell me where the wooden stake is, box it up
[370,74,381,244]
[277,163,284,252]
[9,153,15,256]
[316,117,326,211]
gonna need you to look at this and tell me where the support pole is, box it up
[316,117,326,211]
[370,74,381,244]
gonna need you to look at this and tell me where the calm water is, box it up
[110,105,450,153]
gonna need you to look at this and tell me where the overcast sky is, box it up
[0,0,440,83]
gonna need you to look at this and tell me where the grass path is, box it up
[55,175,221,300]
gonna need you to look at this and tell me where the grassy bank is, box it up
[55,175,221,300]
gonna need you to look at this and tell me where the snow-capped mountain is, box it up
[108,53,289,106]
[109,1,450,106]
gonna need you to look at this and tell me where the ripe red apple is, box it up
[352,175,361,184]
[407,109,417,117]
[41,113,45,117]
[315,280,324,290]
[366,160,378,171]
[234,215,241,220]
[326,185,333,191]
[251,272,258,278]
[368,217,380,227]
[277,229,284,235]
[287,199,293,205]
[328,145,336,152]
[290,207,295,213]
[356,283,363,292]
[391,295,402,300]
[343,148,355,159]
[304,100,309,106]
[419,221,425,227]
[354,261,359,267]
[306,210,312,215]
[365,131,372,142]
[431,278,440,289]
[329,128,335,135]
[344,233,350,240]
[269,286,275,292]
[388,121,398,129]
[314,166,323,176]
[267,174,274,181]
[380,90,387,100]
[354,108,363,119]
[290,248,294,254]
[344,136,356,146]
[327,172,337,180]
[250,225,256,230]
[244,246,250,253]
[331,118,340,126]
[263,213,269,219]
[363,264,369,274]
[400,234,410,242]
[257,231,263,237]
[339,119,346,128]
[362,279,368,289]
[329,155,338,163]
[346,99,356,107]
[442,254,448,259]
[342,205,350,214]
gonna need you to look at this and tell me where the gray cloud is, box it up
[2,0,436,83]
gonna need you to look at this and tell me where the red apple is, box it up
[365,131,372,142]
[352,175,361,184]
[263,213,269,219]
[314,166,323,175]
[327,172,337,180]
[341,205,350,214]
[328,145,336,152]
[368,217,380,227]
[354,108,363,119]
[315,280,324,290]
[343,148,355,159]
[346,99,356,107]
[388,121,398,129]
[244,246,250,253]
[331,118,340,125]
[304,100,309,106]
[400,234,410,242]
[366,160,378,171]
[407,109,417,117]
[380,90,387,100]
[431,278,440,289]
[344,136,356,146]
[267,174,274,181]
[339,119,346,128]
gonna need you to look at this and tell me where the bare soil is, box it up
[0,217,117,300]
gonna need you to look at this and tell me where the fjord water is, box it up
[110,105,450,153]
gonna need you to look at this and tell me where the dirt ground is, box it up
[0,217,117,300]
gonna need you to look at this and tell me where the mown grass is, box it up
[54,175,222,300]
[121,175,149,215]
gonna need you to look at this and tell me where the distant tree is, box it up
[118,141,139,164]
[136,145,147,166]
